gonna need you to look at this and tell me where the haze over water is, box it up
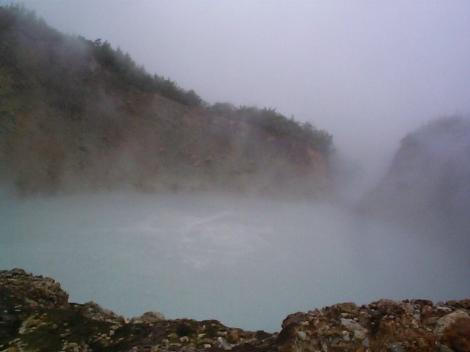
[1,0,470,333]
[14,0,470,182]
[1,192,468,331]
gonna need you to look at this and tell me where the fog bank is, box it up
[1,0,470,333]
[12,0,470,181]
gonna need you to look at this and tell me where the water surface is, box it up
[1,192,468,331]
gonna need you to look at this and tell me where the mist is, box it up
[1,191,469,331]
[12,0,470,182]
[1,0,470,335]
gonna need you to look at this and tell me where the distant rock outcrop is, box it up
[363,117,470,231]
[1,269,469,351]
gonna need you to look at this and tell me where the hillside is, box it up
[0,6,332,195]
[363,117,470,231]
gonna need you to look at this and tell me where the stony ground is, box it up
[0,269,469,352]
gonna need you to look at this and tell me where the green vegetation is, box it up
[236,106,332,154]
[91,38,204,107]
[0,5,333,195]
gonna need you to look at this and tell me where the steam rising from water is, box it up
[1,192,468,331]
[1,0,470,334]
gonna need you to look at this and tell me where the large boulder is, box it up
[0,268,69,309]
[276,299,470,352]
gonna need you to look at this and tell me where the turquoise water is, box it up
[1,192,469,331]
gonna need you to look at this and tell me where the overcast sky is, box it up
[11,0,470,179]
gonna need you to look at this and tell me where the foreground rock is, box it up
[1,269,469,352]
[278,300,470,352]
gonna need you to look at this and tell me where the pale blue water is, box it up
[1,192,469,331]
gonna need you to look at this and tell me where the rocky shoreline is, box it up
[0,269,468,352]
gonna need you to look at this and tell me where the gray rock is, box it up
[131,311,165,324]
[434,310,470,336]
[340,318,368,340]
[296,330,307,340]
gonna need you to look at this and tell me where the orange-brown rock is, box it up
[1,269,469,352]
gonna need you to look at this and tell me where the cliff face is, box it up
[1,269,469,352]
[363,117,470,231]
[0,6,332,196]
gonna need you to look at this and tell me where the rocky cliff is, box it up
[0,6,332,196]
[1,269,469,352]
[362,117,470,232]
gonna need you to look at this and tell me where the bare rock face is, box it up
[0,269,276,352]
[1,269,469,352]
[276,299,470,352]
[436,311,470,352]
[130,311,166,324]
[0,268,69,309]
[363,117,470,232]
[435,311,470,336]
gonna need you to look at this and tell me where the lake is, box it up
[1,192,469,331]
